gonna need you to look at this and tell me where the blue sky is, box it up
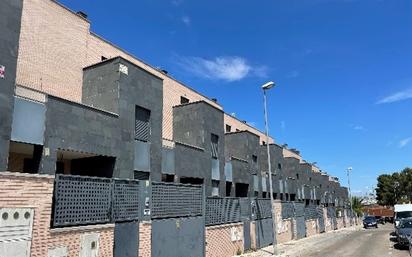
[61,0,412,196]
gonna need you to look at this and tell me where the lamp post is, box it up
[346,167,353,217]
[262,81,278,255]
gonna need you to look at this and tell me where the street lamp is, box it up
[346,167,353,217]
[262,81,278,255]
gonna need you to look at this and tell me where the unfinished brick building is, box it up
[0,0,354,256]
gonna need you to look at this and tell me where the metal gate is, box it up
[254,199,274,249]
[151,182,205,257]
[240,198,252,251]
[327,207,337,230]
[53,175,142,257]
[317,207,325,233]
[114,222,138,257]
[294,203,306,239]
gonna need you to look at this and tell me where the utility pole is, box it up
[262,81,278,255]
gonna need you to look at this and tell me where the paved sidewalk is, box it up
[237,226,362,257]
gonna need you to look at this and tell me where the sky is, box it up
[60,0,412,196]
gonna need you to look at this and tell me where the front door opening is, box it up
[56,149,115,178]
[235,183,249,197]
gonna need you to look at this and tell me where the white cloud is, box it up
[376,88,412,104]
[399,137,412,148]
[181,16,191,26]
[176,56,267,82]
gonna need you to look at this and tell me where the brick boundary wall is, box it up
[206,222,244,257]
[139,222,151,257]
[305,219,319,238]
[0,172,114,257]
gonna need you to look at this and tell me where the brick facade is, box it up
[206,223,244,257]
[273,201,294,244]
[0,172,114,257]
[16,0,274,144]
[139,222,151,257]
[305,219,320,238]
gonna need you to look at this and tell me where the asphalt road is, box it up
[241,223,411,257]
[279,223,410,257]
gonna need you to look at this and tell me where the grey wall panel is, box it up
[255,218,274,249]
[161,147,175,174]
[0,0,23,170]
[173,101,224,197]
[83,58,163,179]
[41,96,121,175]
[225,161,233,182]
[11,97,45,145]
[243,221,251,250]
[134,140,150,172]
[114,222,138,257]
[296,216,306,239]
[152,217,205,257]
[211,159,220,180]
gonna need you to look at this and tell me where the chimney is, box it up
[76,11,88,19]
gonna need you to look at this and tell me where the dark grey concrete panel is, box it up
[255,218,274,248]
[41,96,121,175]
[152,217,205,257]
[173,101,224,196]
[11,97,45,145]
[0,0,23,170]
[161,147,175,175]
[134,140,150,172]
[82,57,163,179]
[243,221,251,250]
[225,161,233,182]
[225,131,260,197]
[114,222,138,257]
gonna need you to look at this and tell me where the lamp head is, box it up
[347,167,353,171]
[262,81,275,90]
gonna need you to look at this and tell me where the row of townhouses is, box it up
[0,0,355,256]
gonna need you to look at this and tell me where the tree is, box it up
[376,167,412,206]
[351,196,364,216]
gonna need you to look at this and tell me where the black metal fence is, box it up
[205,197,241,226]
[255,199,272,219]
[151,182,203,219]
[52,175,141,227]
[304,205,319,220]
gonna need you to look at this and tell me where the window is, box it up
[161,174,175,182]
[135,106,151,142]
[101,56,108,61]
[262,141,266,145]
[290,194,296,201]
[278,163,282,170]
[296,173,299,180]
[262,192,267,198]
[226,182,232,197]
[211,134,219,159]
[180,96,189,104]
[212,180,219,196]
[225,124,231,133]
[134,171,150,180]
[252,155,257,163]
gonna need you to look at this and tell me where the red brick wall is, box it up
[0,172,114,257]
[206,223,244,257]
[305,219,319,238]
[139,222,151,257]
